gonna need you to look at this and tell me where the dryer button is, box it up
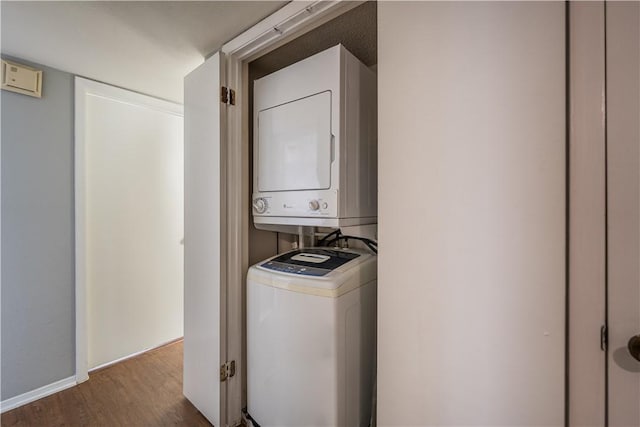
[309,200,320,211]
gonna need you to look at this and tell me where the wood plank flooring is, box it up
[1,340,212,427]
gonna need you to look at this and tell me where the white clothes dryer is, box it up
[247,248,377,427]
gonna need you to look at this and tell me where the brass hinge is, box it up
[600,324,608,351]
[220,360,236,382]
[220,86,235,105]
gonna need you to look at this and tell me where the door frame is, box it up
[218,1,365,423]
[604,2,640,424]
[74,77,183,383]
[568,2,640,425]
[567,2,607,425]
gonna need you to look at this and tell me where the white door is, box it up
[75,78,184,374]
[606,2,640,425]
[183,51,228,426]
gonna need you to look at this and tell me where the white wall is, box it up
[377,2,566,425]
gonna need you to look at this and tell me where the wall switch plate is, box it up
[2,59,43,98]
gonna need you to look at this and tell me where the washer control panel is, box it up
[260,248,360,277]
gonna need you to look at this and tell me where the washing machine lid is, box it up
[260,248,360,277]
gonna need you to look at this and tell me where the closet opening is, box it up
[241,1,378,422]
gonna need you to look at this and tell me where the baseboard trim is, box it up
[89,336,183,373]
[1,376,77,413]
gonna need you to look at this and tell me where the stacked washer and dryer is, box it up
[247,45,378,427]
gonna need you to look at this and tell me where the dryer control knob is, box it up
[253,198,268,214]
[309,200,320,211]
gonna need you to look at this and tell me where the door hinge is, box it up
[600,324,608,351]
[220,360,236,382]
[221,86,235,105]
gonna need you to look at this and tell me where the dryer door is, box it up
[257,91,332,192]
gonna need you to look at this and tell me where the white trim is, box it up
[74,78,183,117]
[224,54,245,427]
[0,376,76,413]
[74,78,88,384]
[0,3,4,402]
[222,1,362,60]
[74,77,183,383]
[221,1,314,54]
[89,337,183,373]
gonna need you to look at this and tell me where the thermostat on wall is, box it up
[1,59,42,98]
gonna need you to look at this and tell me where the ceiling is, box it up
[0,1,287,103]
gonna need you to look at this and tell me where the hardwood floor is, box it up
[1,340,212,427]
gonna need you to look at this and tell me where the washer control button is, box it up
[322,202,328,209]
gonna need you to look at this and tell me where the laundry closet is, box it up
[183,3,378,427]
[245,5,378,426]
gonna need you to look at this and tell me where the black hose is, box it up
[318,228,342,245]
[325,235,378,254]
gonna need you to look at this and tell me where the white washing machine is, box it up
[247,248,377,427]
